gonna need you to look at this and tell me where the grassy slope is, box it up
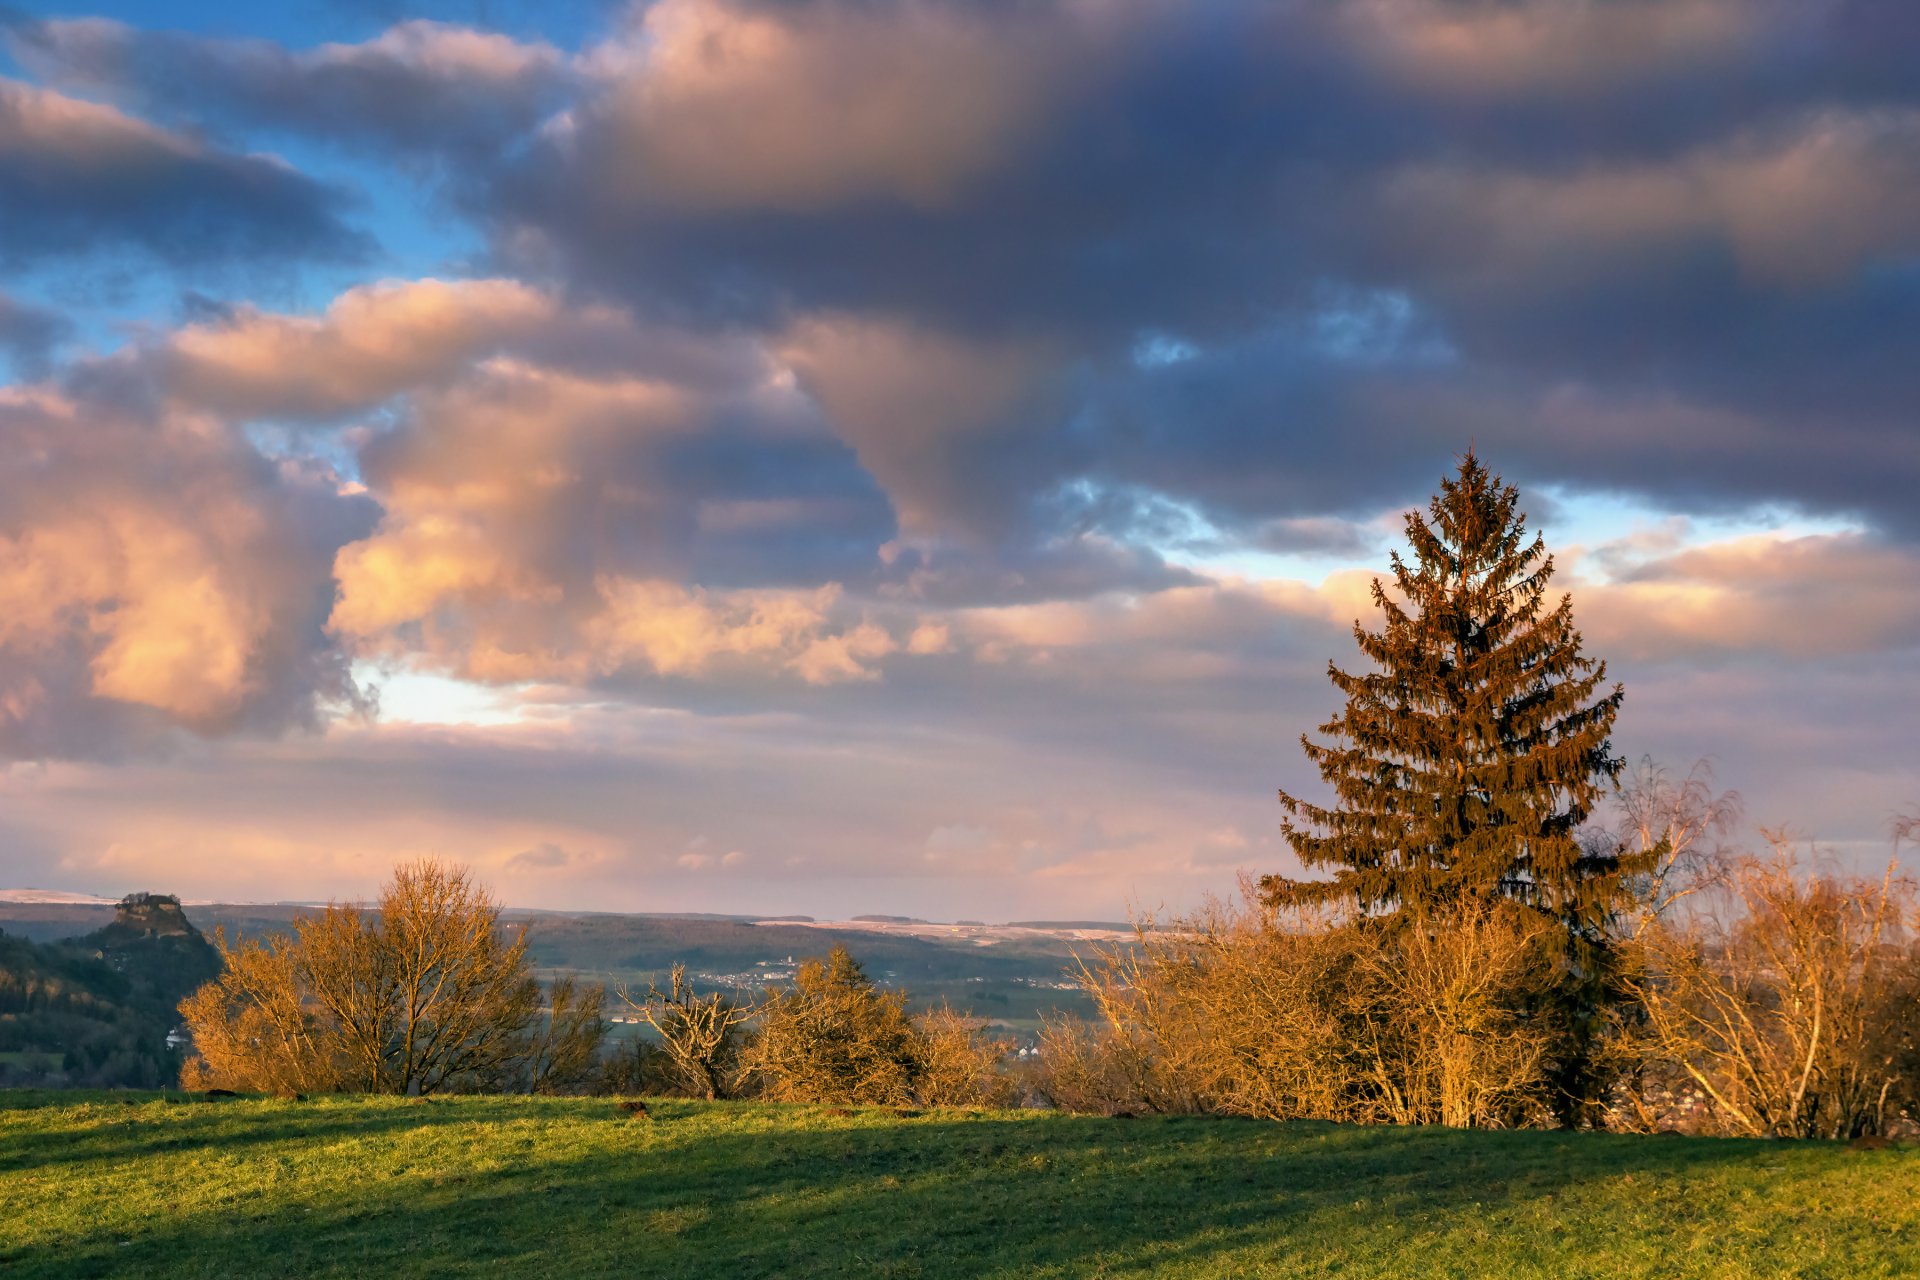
[2,1094,1914,1280]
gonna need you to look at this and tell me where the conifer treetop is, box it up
[1263,452,1640,936]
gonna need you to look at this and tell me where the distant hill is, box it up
[0,893,221,1088]
[1006,921,1136,933]
[0,897,1108,1035]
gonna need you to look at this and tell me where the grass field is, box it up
[2,1093,1914,1279]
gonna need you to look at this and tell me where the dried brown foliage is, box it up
[179,930,349,1095]
[1041,883,1553,1127]
[913,1005,1018,1108]
[180,859,604,1095]
[1350,906,1554,1127]
[1624,836,1919,1139]
[741,945,1013,1107]
[744,945,922,1105]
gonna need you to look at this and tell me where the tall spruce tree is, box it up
[1262,453,1650,1122]
[1262,453,1645,935]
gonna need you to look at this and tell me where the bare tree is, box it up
[180,859,602,1096]
[618,964,754,1100]
[1615,756,1744,933]
[371,861,541,1094]
[1628,835,1917,1138]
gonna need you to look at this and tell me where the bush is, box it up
[618,964,754,1099]
[744,946,923,1105]
[1043,885,1553,1126]
[1624,838,1919,1139]
[914,1006,1018,1108]
[181,859,605,1095]
[743,945,1015,1107]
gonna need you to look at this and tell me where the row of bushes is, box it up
[579,838,1920,1135]
[179,862,1018,1107]
[605,948,1016,1107]
[181,833,1920,1135]
[1033,839,1920,1138]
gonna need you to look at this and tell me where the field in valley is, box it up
[2,1092,1914,1279]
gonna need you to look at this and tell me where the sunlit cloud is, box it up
[0,0,1914,915]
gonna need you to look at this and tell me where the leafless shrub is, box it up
[1348,906,1553,1128]
[1043,883,1553,1126]
[617,963,754,1100]
[1031,1014,1168,1116]
[180,928,350,1096]
[180,859,603,1096]
[914,1005,1018,1108]
[1627,835,1919,1139]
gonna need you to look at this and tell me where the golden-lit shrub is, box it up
[744,945,922,1105]
[913,1005,1018,1108]
[1348,906,1553,1128]
[1627,838,1918,1139]
[178,931,349,1096]
[1048,884,1554,1126]
[742,946,1016,1107]
[180,859,603,1096]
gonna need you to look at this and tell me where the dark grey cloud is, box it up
[461,0,1920,545]
[0,292,67,376]
[17,1,1916,543]
[5,16,573,157]
[0,77,368,270]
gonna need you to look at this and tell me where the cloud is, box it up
[778,313,1066,538]
[1381,109,1920,288]
[507,841,584,871]
[258,289,899,686]
[0,386,377,760]
[5,16,571,155]
[0,1,1915,917]
[0,293,68,376]
[455,0,1920,544]
[562,0,1113,213]
[159,277,560,419]
[1577,531,1920,663]
[0,78,368,269]
[1334,0,1794,96]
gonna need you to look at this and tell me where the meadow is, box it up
[2,1092,1913,1279]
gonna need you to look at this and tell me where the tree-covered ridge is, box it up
[0,894,219,1088]
[1265,453,1646,936]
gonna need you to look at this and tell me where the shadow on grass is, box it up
[0,1098,1871,1280]
[0,1092,542,1175]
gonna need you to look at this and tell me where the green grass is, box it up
[3,1093,1914,1279]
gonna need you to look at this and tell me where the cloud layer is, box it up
[0,0,1915,914]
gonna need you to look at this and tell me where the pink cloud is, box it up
[570,0,1106,212]
[0,388,370,757]
[1388,108,1920,286]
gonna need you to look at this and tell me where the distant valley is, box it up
[0,895,1113,1034]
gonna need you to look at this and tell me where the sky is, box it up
[0,0,1916,919]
